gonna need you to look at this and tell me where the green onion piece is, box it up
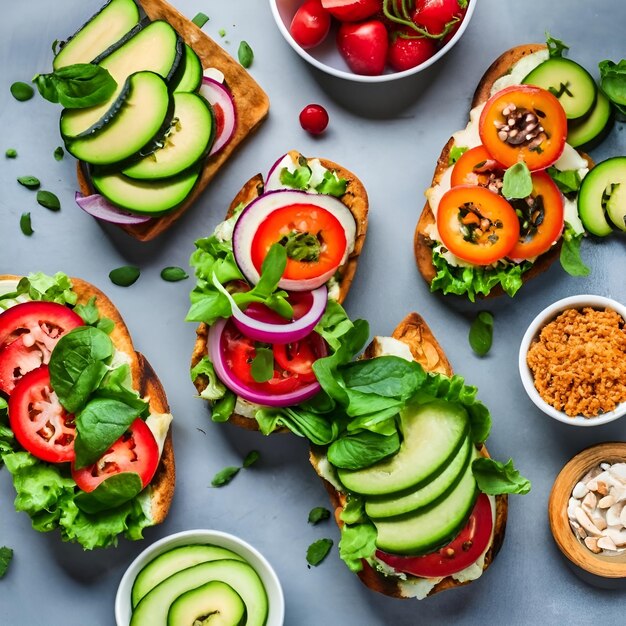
[192,12,209,28]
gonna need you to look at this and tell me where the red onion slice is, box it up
[265,153,290,190]
[74,192,152,225]
[208,318,321,407]
[200,77,237,156]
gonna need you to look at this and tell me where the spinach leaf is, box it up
[328,430,400,470]
[338,523,377,572]
[345,406,400,435]
[472,457,531,495]
[308,507,330,524]
[599,59,626,115]
[33,64,117,108]
[48,326,113,413]
[342,356,425,399]
[314,299,353,351]
[190,356,227,401]
[161,266,188,282]
[546,33,569,58]
[546,167,581,195]
[315,170,348,196]
[96,365,149,415]
[560,224,590,277]
[211,466,240,487]
[306,538,333,566]
[469,311,494,357]
[256,407,338,445]
[0,547,13,578]
[74,472,143,514]
[250,346,274,383]
[243,450,260,468]
[502,162,533,199]
[238,41,254,68]
[20,212,33,236]
[36,190,60,211]
[109,265,140,287]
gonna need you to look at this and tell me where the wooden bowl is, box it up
[549,442,626,587]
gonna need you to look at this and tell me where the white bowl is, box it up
[268,0,477,83]
[115,529,285,626]
[518,295,626,427]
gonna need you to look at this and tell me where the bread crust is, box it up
[190,151,369,431]
[310,312,508,599]
[76,0,270,242]
[413,44,585,298]
[0,274,175,527]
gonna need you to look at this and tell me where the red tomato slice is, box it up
[437,185,520,265]
[8,365,76,463]
[375,493,493,578]
[479,85,567,170]
[71,418,159,493]
[451,145,505,189]
[251,203,347,282]
[290,0,331,49]
[273,334,326,383]
[0,337,49,395]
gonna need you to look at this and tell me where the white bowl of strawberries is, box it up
[269,0,476,82]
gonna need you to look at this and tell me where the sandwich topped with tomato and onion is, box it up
[189,150,368,434]
[0,273,174,549]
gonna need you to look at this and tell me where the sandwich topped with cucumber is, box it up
[189,151,368,432]
[414,35,618,301]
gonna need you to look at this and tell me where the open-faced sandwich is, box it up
[38,0,268,241]
[308,312,530,599]
[0,273,174,549]
[414,36,614,300]
[189,150,368,433]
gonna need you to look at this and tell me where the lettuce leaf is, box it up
[190,356,227,401]
[338,522,377,572]
[472,457,531,495]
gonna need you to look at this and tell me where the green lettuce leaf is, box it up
[315,170,348,197]
[190,356,227,401]
[4,272,77,306]
[211,392,236,423]
[339,495,366,525]
[255,406,338,445]
[560,223,590,277]
[338,522,377,572]
[314,299,355,351]
[472,457,531,495]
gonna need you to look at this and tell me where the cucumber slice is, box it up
[373,448,479,556]
[365,436,472,519]
[53,0,140,69]
[523,57,597,120]
[65,71,173,166]
[130,560,268,626]
[337,400,469,496]
[567,91,614,151]
[122,92,214,180]
[91,165,200,216]
[173,44,203,93]
[60,20,183,139]
[578,156,626,236]
[606,182,626,232]
[167,581,247,626]
[131,544,245,608]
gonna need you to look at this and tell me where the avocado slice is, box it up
[167,581,247,626]
[606,182,626,232]
[172,44,204,93]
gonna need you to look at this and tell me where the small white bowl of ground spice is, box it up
[519,295,626,426]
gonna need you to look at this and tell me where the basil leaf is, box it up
[279,164,312,190]
[109,265,140,287]
[545,33,569,58]
[243,450,260,468]
[469,311,494,357]
[306,538,333,566]
[546,167,581,194]
[32,64,117,109]
[75,472,143,514]
[53,146,64,161]
[308,507,331,524]
[20,212,33,236]
[0,547,13,578]
[250,346,273,383]
[502,162,533,199]
[211,391,236,423]
[211,466,240,487]
[5,148,17,158]
[342,356,425,399]
[472,457,531,495]
[17,175,40,190]
[338,523,376,572]
[448,145,468,165]
[315,170,348,197]
[37,190,60,211]
[10,81,34,101]
[192,11,209,27]
[238,41,254,68]
[328,430,400,470]
[48,326,113,413]
[560,224,590,277]
[161,266,189,282]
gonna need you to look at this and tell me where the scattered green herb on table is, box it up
[20,212,33,236]
[469,311,494,357]
[160,266,189,282]
[53,146,64,161]
[243,450,260,468]
[37,190,60,211]
[306,538,333,566]
[109,266,140,287]
[5,148,17,159]
[10,81,34,101]
[0,547,13,578]
[211,466,240,487]
[17,175,40,190]
[219,28,226,37]
[238,41,254,68]
[308,507,331,525]
[192,12,209,28]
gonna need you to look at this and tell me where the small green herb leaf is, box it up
[211,465,240,487]
[315,170,348,197]
[20,212,33,236]
[308,507,331,525]
[53,146,64,161]
[472,457,531,495]
[109,266,140,287]
[160,266,189,282]
[243,450,260,468]
[218,28,226,38]
[250,346,273,383]
[502,162,533,199]
[37,190,61,211]
[10,81,34,101]
[5,148,17,159]
[469,311,494,357]
[545,33,569,59]
[17,175,40,190]
[449,145,468,165]
[0,547,14,578]
[306,538,333,567]
[560,224,590,277]
[192,12,209,27]
[238,41,254,68]
[280,165,312,190]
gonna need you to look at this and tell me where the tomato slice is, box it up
[451,145,505,189]
[375,493,493,578]
[250,203,347,282]
[479,85,567,170]
[8,365,76,463]
[508,171,564,259]
[437,185,520,265]
[71,418,159,493]
[0,337,48,395]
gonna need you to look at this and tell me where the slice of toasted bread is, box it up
[190,151,369,432]
[414,44,590,298]
[0,274,175,526]
[310,312,508,599]
[76,0,270,242]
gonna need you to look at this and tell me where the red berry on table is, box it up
[299,104,329,135]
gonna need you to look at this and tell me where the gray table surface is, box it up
[2,0,626,624]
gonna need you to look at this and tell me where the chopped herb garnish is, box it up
[211,465,240,487]
[191,12,209,28]
[306,538,333,567]
[469,311,494,357]
[5,148,17,159]
[308,507,331,525]
[160,266,189,282]
[36,190,61,211]
[17,175,40,190]
[219,28,226,37]
[53,146,64,161]
[545,32,569,59]
[20,212,33,236]
[109,265,140,287]
[238,41,254,68]
[10,81,34,101]
[0,547,13,578]
[243,450,260,468]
